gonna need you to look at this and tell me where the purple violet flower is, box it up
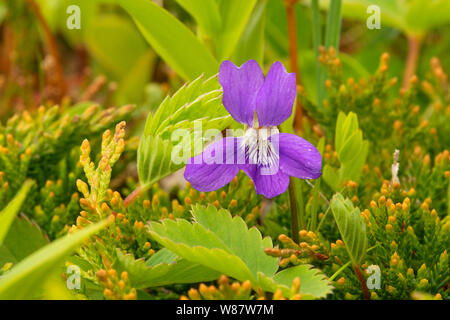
[184,60,322,198]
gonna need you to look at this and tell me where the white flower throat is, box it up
[241,124,279,167]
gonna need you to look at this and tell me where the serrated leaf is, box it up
[138,74,232,187]
[114,249,220,289]
[0,180,34,246]
[149,219,255,283]
[137,134,179,187]
[148,205,278,285]
[330,193,367,265]
[0,219,108,299]
[192,205,278,278]
[258,265,333,299]
[145,74,228,136]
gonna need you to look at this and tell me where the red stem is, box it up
[353,265,370,300]
[123,186,142,208]
[402,35,421,89]
[27,0,67,100]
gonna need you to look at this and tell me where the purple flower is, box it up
[184,60,322,198]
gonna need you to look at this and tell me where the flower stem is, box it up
[288,177,303,243]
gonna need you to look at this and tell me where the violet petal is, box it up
[271,133,322,179]
[219,60,264,125]
[184,137,241,192]
[255,61,297,126]
[241,163,290,199]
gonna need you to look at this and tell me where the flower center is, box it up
[241,126,279,167]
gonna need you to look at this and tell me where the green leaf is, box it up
[324,0,342,49]
[0,180,34,246]
[148,205,278,285]
[137,134,180,188]
[114,51,156,106]
[175,0,222,38]
[215,0,257,61]
[317,0,342,110]
[114,249,221,289]
[0,215,48,266]
[138,74,232,187]
[341,140,368,181]
[85,13,149,79]
[341,0,450,35]
[113,0,218,80]
[324,112,368,189]
[258,265,333,299]
[145,75,228,137]
[192,205,278,278]
[0,219,109,299]
[322,164,340,192]
[330,193,367,265]
[230,0,267,65]
[405,0,450,34]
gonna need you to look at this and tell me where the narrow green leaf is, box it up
[113,0,218,80]
[0,215,48,266]
[0,219,109,299]
[84,13,149,79]
[215,0,257,61]
[324,0,342,49]
[114,50,156,105]
[175,0,222,37]
[0,180,34,246]
[317,0,342,111]
[231,0,267,65]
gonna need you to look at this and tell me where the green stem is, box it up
[288,178,300,243]
[316,204,331,232]
[311,0,323,110]
[329,261,351,281]
[317,0,342,109]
